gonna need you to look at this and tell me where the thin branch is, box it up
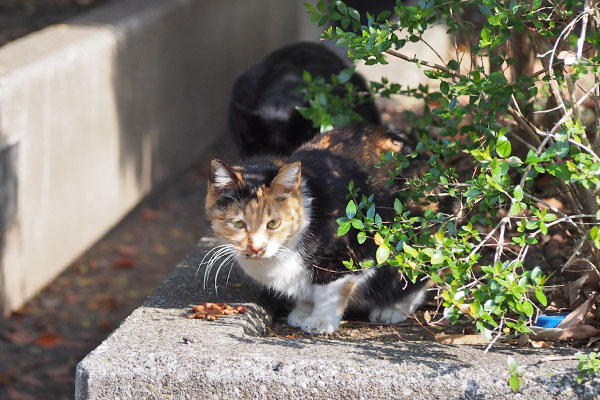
[523,193,586,234]
[561,236,589,272]
[507,105,543,147]
[385,49,462,79]
[577,0,591,59]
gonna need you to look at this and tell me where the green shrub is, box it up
[303,0,600,343]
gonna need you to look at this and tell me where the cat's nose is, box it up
[248,244,265,255]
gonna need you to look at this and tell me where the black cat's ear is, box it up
[209,159,243,189]
[271,162,301,191]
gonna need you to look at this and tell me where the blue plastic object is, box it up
[535,312,570,328]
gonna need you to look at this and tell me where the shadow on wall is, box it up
[0,142,18,314]
[78,0,303,194]
[0,0,307,315]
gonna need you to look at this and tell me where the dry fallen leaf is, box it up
[587,335,600,347]
[36,332,62,348]
[530,325,600,342]
[531,341,551,348]
[558,292,597,329]
[434,334,487,345]
[114,257,135,269]
[423,310,432,324]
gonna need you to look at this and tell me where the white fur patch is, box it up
[213,163,234,187]
[369,288,425,324]
[272,163,300,190]
[236,251,313,299]
[287,301,313,328]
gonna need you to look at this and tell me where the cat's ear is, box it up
[209,159,243,189]
[271,162,301,191]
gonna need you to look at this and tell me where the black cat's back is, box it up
[228,42,381,157]
[287,125,416,279]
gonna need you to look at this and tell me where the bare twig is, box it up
[562,236,589,272]
[385,49,462,79]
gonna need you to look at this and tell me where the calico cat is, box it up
[205,124,427,334]
[228,41,381,157]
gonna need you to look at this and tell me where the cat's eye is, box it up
[232,220,246,229]
[267,219,281,230]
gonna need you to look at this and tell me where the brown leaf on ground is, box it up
[531,341,551,348]
[567,274,590,307]
[557,325,600,341]
[558,292,597,329]
[114,257,135,269]
[434,334,487,345]
[36,332,62,348]
[588,335,600,347]
[531,325,600,342]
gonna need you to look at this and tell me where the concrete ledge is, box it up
[0,0,308,315]
[76,238,600,399]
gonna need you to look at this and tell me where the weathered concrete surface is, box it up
[76,238,600,399]
[0,0,311,315]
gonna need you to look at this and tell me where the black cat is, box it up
[228,41,381,157]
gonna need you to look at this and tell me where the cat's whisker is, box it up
[213,253,238,295]
[225,256,239,288]
[202,246,236,291]
[196,244,231,278]
[203,249,235,291]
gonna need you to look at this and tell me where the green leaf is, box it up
[447,60,459,70]
[489,72,507,85]
[303,70,312,83]
[338,68,354,84]
[357,231,367,244]
[376,245,390,264]
[522,301,534,317]
[496,139,511,158]
[394,198,402,212]
[351,219,364,229]
[366,204,375,219]
[513,185,523,201]
[336,0,347,15]
[431,252,445,265]
[348,7,360,20]
[509,375,520,393]
[535,288,548,306]
[403,242,419,258]
[337,221,351,236]
[510,203,521,216]
[525,150,541,164]
[478,4,492,16]
[346,200,357,219]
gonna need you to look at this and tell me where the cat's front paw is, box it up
[369,307,408,324]
[300,315,340,334]
[287,305,312,328]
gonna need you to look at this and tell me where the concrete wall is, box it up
[0,0,312,315]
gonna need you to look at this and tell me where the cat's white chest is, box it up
[236,251,312,299]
